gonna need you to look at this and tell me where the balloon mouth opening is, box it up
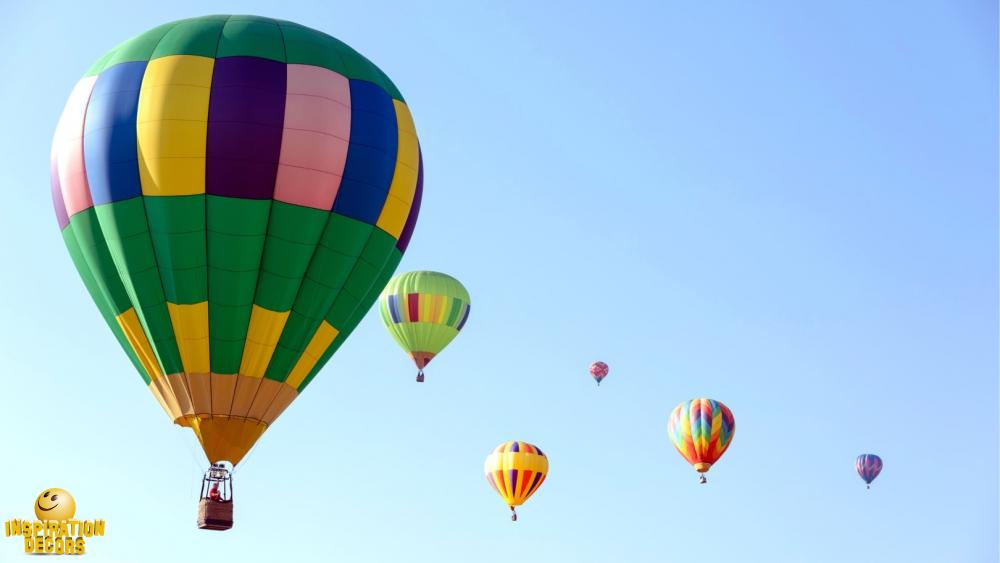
[693,463,712,473]
[187,417,268,467]
[410,352,436,369]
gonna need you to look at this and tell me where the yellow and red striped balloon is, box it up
[484,441,548,521]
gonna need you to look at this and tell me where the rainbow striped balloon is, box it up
[667,398,736,483]
[51,15,422,465]
[856,454,883,489]
[484,441,548,521]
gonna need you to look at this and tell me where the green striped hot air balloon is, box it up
[379,271,470,382]
[51,15,424,468]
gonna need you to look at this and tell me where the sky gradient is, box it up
[0,1,996,562]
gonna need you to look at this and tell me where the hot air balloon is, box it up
[856,454,883,489]
[379,271,469,382]
[590,361,609,386]
[667,398,735,484]
[50,15,423,530]
[484,441,548,521]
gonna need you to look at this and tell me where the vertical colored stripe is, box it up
[52,76,97,218]
[285,321,340,388]
[332,79,398,223]
[115,308,163,379]
[426,293,439,323]
[456,304,471,330]
[419,291,431,324]
[206,56,287,199]
[240,305,290,378]
[396,148,422,252]
[51,157,69,229]
[435,294,448,323]
[167,302,210,373]
[375,100,419,238]
[526,472,545,497]
[495,470,508,499]
[394,294,405,323]
[519,469,534,498]
[442,295,453,324]
[387,294,401,323]
[84,61,146,205]
[445,297,462,327]
[407,293,420,322]
[274,64,351,209]
[137,55,214,196]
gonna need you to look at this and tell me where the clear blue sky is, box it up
[0,1,996,562]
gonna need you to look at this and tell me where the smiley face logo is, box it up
[34,488,76,521]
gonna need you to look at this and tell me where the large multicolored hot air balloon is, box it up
[379,271,469,382]
[856,454,883,489]
[51,15,423,526]
[484,441,548,521]
[667,398,735,484]
[589,361,609,386]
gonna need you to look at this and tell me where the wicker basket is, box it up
[197,499,233,530]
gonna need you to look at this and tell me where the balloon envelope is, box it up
[379,271,470,374]
[589,361,609,384]
[484,441,548,510]
[51,15,423,465]
[667,398,735,474]
[856,454,883,485]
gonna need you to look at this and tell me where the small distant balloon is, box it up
[589,361,609,386]
[856,454,882,489]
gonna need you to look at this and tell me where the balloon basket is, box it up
[197,463,234,531]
